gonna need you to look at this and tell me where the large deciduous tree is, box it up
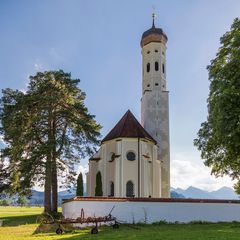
[194,18,240,194]
[0,70,101,213]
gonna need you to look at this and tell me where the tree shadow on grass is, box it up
[53,225,139,240]
[0,214,37,227]
[33,224,100,239]
[35,223,124,240]
[54,227,119,240]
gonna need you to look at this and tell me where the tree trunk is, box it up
[44,155,52,213]
[51,157,58,213]
[46,106,54,213]
[51,117,58,213]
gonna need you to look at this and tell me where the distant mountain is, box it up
[29,190,75,205]
[210,187,239,200]
[170,191,185,198]
[172,186,240,200]
[2,185,239,206]
[175,186,213,199]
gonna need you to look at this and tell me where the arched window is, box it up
[95,171,103,196]
[110,181,114,196]
[162,63,165,74]
[126,181,134,197]
[147,63,150,73]
[155,61,159,71]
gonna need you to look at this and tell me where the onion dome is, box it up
[140,13,168,48]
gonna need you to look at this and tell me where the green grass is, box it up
[0,206,240,239]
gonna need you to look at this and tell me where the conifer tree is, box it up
[76,172,84,196]
[95,171,103,196]
[0,70,101,213]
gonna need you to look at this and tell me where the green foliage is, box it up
[0,70,101,212]
[194,18,240,193]
[76,172,84,196]
[189,221,212,225]
[95,171,103,196]
[0,199,10,206]
[152,220,169,225]
[17,195,28,207]
[0,163,9,192]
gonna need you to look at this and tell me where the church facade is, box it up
[86,16,170,198]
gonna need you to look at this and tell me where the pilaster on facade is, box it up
[102,144,107,196]
[115,140,122,197]
[121,140,124,196]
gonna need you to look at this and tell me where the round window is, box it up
[126,151,136,161]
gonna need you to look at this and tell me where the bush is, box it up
[0,199,10,206]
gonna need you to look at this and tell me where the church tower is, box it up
[141,14,170,197]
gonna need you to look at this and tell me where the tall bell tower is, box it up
[141,13,170,197]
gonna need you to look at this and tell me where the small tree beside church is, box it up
[76,172,84,196]
[95,171,103,196]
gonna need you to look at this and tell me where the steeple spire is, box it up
[141,9,168,48]
[152,12,156,28]
[152,6,156,28]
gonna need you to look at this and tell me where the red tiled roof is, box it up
[101,110,156,144]
[62,196,240,204]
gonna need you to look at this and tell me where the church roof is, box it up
[102,110,157,144]
[141,26,167,40]
[140,17,168,47]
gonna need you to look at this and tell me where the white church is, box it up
[86,15,170,198]
[63,15,240,225]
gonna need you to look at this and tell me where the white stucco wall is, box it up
[87,137,160,198]
[62,199,240,223]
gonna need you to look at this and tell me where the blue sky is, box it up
[0,0,239,190]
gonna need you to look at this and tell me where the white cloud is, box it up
[76,164,89,183]
[34,63,43,71]
[171,151,235,191]
[19,88,27,93]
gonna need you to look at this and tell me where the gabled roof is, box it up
[102,110,157,144]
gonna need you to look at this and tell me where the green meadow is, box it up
[0,207,240,240]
